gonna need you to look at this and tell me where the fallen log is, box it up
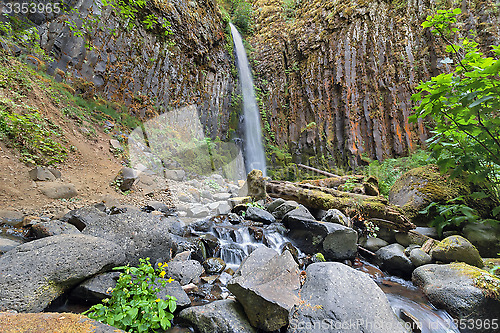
[299,175,365,188]
[266,180,415,231]
[296,164,340,178]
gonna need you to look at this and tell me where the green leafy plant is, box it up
[420,196,480,236]
[231,0,254,34]
[83,258,177,333]
[411,8,500,216]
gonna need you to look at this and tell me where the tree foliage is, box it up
[411,8,500,218]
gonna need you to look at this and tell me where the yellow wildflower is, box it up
[155,299,160,302]
[167,278,174,283]
[160,271,166,278]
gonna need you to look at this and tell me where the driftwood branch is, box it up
[266,180,415,231]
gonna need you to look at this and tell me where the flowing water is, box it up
[229,23,267,176]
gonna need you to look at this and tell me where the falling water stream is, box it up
[229,23,267,176]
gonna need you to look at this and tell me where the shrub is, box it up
[83,258,177,333]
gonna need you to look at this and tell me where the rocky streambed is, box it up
[1,171,499,333]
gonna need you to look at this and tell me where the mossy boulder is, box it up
[430,235,483,268]
[462,221,500,258]
[413,263,500,332]
[0,312,126,333]
[388,165,470,226]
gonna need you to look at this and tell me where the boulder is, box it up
[266,198,285,213]
[179,299,257,333]
[0,210,23,226]
[164,169,186,181]
[227,248,300,331]
[245,206,276,224]
[29,167,56,181]
[288,262,407,333]
[395,231,430,247]
[388,165,470,225]
[431,235,483,268]
[115,167,139,191]
[272,201,300,220]
[156,280,191,309]
[203,257,227,275]
[413,263,500,333]
[71,272,120,303]
[409,248,432,267]
[164,260,204,285]
[0,312,127,332]
[322,223,358,260]
[0,234,125,312]
[213,193,232,201]
[64,206,177,265]
[321,209,350,226]
[282,205,315,222]
[0,238,21,254]
[30,220,80,239]
[39,183,78,199]
[187,204,210,218]
[462,221,500,258]
[375,243,415,278]
[245,169,266,200]
[364,237,389,252]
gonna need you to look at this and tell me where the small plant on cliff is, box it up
[83,258,177,333]
[411,8,500,215]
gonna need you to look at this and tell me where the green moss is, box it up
[451,262,500,299]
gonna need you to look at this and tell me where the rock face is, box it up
[431,236,483,268]
[65,206,177,265]
[375,243,415,277]
[227,247,300,331]
[0,234,125,312]
[38,0,236,141]
[289,262,407,333]
[388,165,469,224]
[179,299,257,333]
[413,263,500,333]
[0,312,127,333]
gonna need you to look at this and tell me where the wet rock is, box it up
[228,248,300,331]
[288,262,407,333]
[64,206,177,265]
[321,209,350,226]
[0,234,125,312]
[0,312,127,332]
[164,169,186,181]
[0,210,23,226]
[174,236,207,263]
[30,220,80,239]
[395,231,430,247]
[413,263,500,333]
[322,223,358,260]
[0,238,20,254]
[415,227,439,239]
[431,236,483,268]
[271,201,300,220]
[179,299,256,333]
[282,205,315,222]
[245,206,276,224]
[39,183,78,199]
[462,221,500,258]
[203,257,226,275]
[280,242,299,263]
[265,198,285,213]
[404,244,421,257]
[364,237,389,252]
[29,167,56,181]
[375,244,415,278]
[71,272,120,303]
[409,248,432,267]
[156,280,191,309]
[172,250,192,262]
[165,260,204,285]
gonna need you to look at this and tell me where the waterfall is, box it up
[229,23,267,176]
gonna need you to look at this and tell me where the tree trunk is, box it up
[266,180,415,231]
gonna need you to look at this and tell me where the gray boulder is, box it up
[321,209,350,226]
[266,198,285,213]
[156,279,191,309]
[164,259,204,285]
[0,210,23,226]
[364,237,389,252]
[228,248,300,331]
[462,221,500,258]
[245,206,276,224]
[413,263,500,333]
[164,169,186,181]
[30,220,80,239]
[39,183,78,199]
[115,167,139,191]
[0,234,125,312]
[203,257,227,275]
[187,204,211,218]
[29,167,57,181]
[65,206,177,265]
[71,272,120,303]
[431,235,483,267]
[288,262,407,333]
[409,248,432,267]
[272,201,300,219]
[282,205,315,222]
[179,299,257,333]
[322,223,358,260]
[0,237,21,254]
[375,243,415,277]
